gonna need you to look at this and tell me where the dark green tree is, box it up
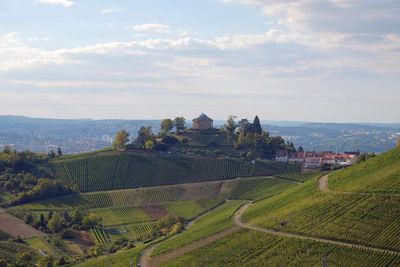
[224,115,237,144]
[174,117,186,134]
[160,119,174,135]
[134,126,154,148]
[56,147,62,156]
[253,115,263,134]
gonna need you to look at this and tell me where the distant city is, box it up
[0,116,399,154]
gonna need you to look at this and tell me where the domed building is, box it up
[192,113,213,130]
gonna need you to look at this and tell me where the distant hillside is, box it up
[49,151,300,192]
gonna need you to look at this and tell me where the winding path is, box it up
[234,202,400,256]
[139,175,400,266]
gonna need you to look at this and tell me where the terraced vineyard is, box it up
[243,155,400,252]
[162,229,400,267]
[49,151,300,192]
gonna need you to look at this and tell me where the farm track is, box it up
[234,202,400,256]
[138,201,232,267]
[0,208,45,238]
[137,173,400,266]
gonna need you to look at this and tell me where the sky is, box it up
[0,0,400,122]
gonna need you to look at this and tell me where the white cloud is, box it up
[37,0,75,7]
[101,8,122,14]
[131,24,171,33]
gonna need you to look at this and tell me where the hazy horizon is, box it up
[1,1,400,122]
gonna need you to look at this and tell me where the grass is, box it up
[152,200,246,257]
[164,201,204,219]
[162,229,400,267]
[236,177,296,201]
[72,245,144,267]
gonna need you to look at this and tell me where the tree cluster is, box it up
[0,149,72,206]
[224,115,290,159]
[24,209,101,234]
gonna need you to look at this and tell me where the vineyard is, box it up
[128,222,155,240]
[152,200,247,257]
[243,174,400,252]
[49,151,300,192]
[329,146,400,193]
[9,176,290,214]
[162,229,400,267]
[90,227,109,244]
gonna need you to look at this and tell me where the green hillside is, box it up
[163,229,400,267]
[243,148,400,252]
[329,147,400,193]
[49,151,300,192]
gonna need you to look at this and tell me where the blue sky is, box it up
[0,0,399,122]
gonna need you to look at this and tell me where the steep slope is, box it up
[49,151,300,192]
[329,147,400,193]
[242,148,400,252]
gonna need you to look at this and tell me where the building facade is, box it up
[192,113,214,130]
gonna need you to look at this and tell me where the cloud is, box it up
[37,0,75,7]
[131,24,171,33]
[101,8,122,14]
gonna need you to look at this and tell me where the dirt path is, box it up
[234,202,400,256]
[0,209,45,238]
[139,202,228,267]
[318,174,329,192]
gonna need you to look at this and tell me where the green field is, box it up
[162,229,400,267]
[49,151,300,192]
[73,245,144,267]
[152,200,246,257]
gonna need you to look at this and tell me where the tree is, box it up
[174,117,186,134]
[48,213,62,233]
[37,256,54,267]
[82,213,101,229]
[56,147,62,157]
[134,126,153,148]
[160,119,174,135]
[298,146,304,152]
[253,115,263,134]
[0,259,7,267]
[71,209,83,225]
[113,130,130,150]
[144,140,155,150]
[397,138,400,148]
[224,115,237,144]
[24,213,34,224]
[16,252,32,267]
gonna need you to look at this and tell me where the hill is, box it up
[49,151,300,192]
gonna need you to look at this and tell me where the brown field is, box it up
[0,210,45,238]
[142,205,169,220]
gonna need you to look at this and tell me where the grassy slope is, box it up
[242,150,400,251]
[162,229,400,267]
[329,147,400,193]
[73,246,143,267]
[152,200,246,257]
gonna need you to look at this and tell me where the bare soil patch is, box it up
[0,211,45,238]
